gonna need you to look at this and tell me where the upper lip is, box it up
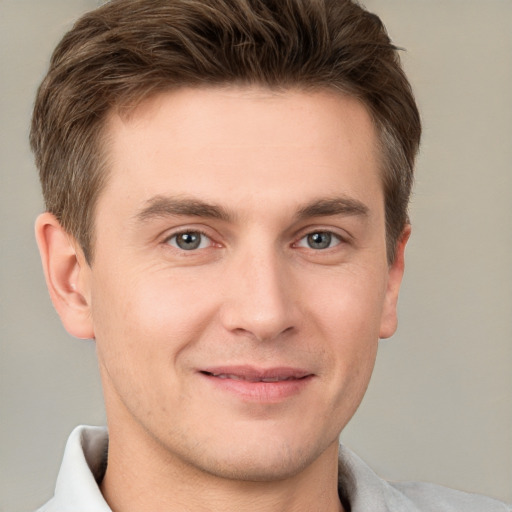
[199,365,313,382]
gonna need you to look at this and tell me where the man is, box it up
[30,0,510,511]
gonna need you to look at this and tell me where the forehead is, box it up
[112,86,377,154]
[100,86,382,217]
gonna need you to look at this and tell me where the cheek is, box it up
[307,264,388,339]
[91,272,194,359]
[304,266,386,398]
[89,269,222,423]
[89,268,218,378]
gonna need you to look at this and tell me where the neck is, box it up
[100,420,344,512]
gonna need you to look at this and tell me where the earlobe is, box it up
[35,213,95,339]
[379,225,411,339]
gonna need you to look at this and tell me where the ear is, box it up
[379,225,411,339]
[35,212,95,339]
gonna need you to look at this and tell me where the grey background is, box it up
[1,1,511,510]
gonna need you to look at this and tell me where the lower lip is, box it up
[199,373,314,402]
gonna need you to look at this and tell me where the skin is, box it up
[36,87,409,512]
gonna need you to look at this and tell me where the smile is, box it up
[199,366,314,402]
[203,372,306,382]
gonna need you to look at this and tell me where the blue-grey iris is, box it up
[176,232,202,250]
[307,232,332,249]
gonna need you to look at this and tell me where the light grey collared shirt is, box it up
[37,426,511,512]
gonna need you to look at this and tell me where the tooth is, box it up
[210,373,300,382]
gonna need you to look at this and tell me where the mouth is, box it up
[200,366,312,382]
[198,366,314,401]
[203,373,303,382]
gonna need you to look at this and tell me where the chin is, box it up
[183,433,336,483]
[200,452,312,482]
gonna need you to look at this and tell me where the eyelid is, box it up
[292,225,351,246]
[166,231,211,250]
[161,226,220,251]
[294,231,343,250]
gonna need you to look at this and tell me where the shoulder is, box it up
[338,444,511,512]
[390,480,511,512]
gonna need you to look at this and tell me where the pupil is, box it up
[177,232,200,250]
[308,232,331,249]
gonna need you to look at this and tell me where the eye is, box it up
[296,231,342,250]
[166,231,211,251]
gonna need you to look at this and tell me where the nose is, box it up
[219,246,299,342]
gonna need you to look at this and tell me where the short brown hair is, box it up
[31,0,421,263]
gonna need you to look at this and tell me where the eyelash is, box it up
[294,231,344,250]
[163,229,215,250]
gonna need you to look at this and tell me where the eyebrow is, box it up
[135,195,369,224]
[296,196,369,220]
[135,195,234,223]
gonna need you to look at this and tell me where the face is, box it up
[76,87,406,481]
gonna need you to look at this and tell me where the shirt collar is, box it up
[40,426,111,512]
[41,425,419,512]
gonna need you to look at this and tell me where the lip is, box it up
[198,365,314,402]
